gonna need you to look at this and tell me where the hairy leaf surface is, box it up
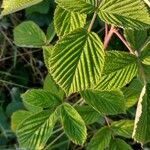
[60,103,87,145]
[98,0,150,29]
[81,89,125,115]
[54,6,87,37]
[96,51,138,91]
[49,28,105,94]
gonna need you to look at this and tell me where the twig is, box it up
[103,26,116,49]
[88,12,97,32]
[113,30,134,54]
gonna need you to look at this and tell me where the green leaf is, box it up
[55,0,96,14]
[124,29,147,51]
[75,105,100,125]
[54,6,86,37]
[46,22,56,43]
[122,78,143,108]
[14,21,47,48]
[133,84,150,144]
[140,41,150,65]
[81,89,125,115]
[60,103,87,145]
[87,126,111,150]
[96,51,138,91]
[109,138,133,150]
[43,46,53,68]
[111,120,134,138]
[21,89,61,111]
[98,0,150,29]
[49,28,105,94]
[43,74,65,99]
[11,110,32,132]
[25,0,50,15]
[16,110,57,149]
[0,0,43,18]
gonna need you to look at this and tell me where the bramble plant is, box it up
[1,0,150,149]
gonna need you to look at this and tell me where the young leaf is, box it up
[11,110,32,132]
[87,126,111,150]
[81,89,125,115]
[21,89,61,111]
[96,51,138,91]
[55,0,96,14]
[49,28,105,94]
[111,120,134,138]
[75,105,100,125]
[98,0,150,29]
[43,74,65,99]
[14,21,47,48]
[0,0,43,18]
[124,29,147,51]
[109,138,133,150]
[16,110,57,149]
[60,103,87,145]
[54,6,87,37]
[133,84,150,144]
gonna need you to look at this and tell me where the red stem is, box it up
[113,30,134,54]
[103,26,115,49]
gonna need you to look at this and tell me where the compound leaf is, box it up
[54,6,87,37]
[49,28,105,94]
[98,0,150,29]
[60,103,87,145]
